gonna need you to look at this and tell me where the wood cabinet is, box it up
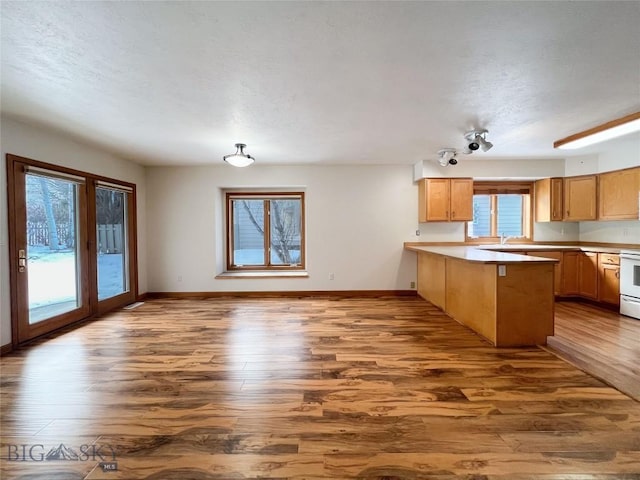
[535,178,564,222]
[418,178,473,222]
[578,251,599,299]
[598,167,640,220]
[562,251,580,295]
[598,254,620,305]
[564,175,597,221]
[527,251,563,295]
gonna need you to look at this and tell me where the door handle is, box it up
[18,249,26,272]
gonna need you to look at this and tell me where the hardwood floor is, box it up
[1,296,640,479]
[546,300,640,402]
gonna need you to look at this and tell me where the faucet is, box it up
[500,233,512,245]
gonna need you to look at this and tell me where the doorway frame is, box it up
[6,154,138,347]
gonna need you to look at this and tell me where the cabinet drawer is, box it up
[599,254,620,266]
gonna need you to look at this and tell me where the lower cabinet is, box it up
[598,254,620,306]
[562,251,580,295]
[578,252,599,299]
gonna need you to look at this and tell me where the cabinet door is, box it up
[578,252,598,299]
[449,178,473,221]
[599,263,620,305]
[564,175,597,221]
[551,178,564,221]
[598,167,640,220]
[535,178,564,222]
[419,179,450,222]
[562,251,580,295]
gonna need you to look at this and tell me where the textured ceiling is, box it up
[1,1,639,166]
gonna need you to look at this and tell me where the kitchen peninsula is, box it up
[405,245,558,347]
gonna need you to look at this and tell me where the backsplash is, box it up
[416,222,465,242]
[534,222,579,242]
[579,220,640,245]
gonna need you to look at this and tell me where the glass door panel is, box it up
[96,187,129,300]
[8,155,136,345]
[25,174,81,324]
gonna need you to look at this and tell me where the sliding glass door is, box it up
[7,155,137,344]
[26,173,84,323]
[97,187,128,300]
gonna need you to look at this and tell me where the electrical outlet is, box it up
[623,228,630,237]
[329,273,335,280]
[415,229,421,236]
[410,281,416,289]
[177,275,183,282]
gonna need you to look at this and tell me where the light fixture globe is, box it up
[223,143,255,167]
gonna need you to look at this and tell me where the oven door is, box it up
[620,253,640,298]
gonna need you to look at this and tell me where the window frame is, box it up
[465,181,534,244]
[225,191,306,271]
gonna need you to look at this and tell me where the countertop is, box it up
[404,243,640,263]
[476,244,628,254]
[405,245,558,264]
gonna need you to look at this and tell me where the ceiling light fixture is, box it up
[223,143,255,167]
[464,129,493,152]
[553,111,640,150]
[437,148,458,167]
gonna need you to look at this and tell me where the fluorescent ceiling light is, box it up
[554,112,640,150]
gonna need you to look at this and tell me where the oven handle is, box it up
[622,296,640,305]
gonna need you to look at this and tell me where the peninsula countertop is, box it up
[404,245,559,264]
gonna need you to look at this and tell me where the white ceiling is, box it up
[1,1,639,166]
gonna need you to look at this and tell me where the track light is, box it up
[437,148,458,167]
[464,129,493,152]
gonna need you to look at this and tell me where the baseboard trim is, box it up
[146,290,418,299]
[137,292,149,302]
[1,343,13,356]
[555,296,619,312]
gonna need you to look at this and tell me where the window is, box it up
[466,182,532,242]
[226,192,305,270]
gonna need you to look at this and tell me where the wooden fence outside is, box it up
[27,222,123,253]
[27,222,72,247]
[97,224,123,254]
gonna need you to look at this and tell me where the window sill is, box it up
[216,271,309,279]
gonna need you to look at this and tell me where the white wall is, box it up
[0,116,147,348]
[146,164,419,293]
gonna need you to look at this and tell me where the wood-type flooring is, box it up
[546,300,640,402]
[1,296,639,479]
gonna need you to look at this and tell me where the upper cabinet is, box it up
[564,175,597,221]
[598,167,640,220]
[418,178,473,222]
[535,177,564,222]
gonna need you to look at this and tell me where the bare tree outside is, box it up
[236,198,301,265]
[269,199,300,264]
